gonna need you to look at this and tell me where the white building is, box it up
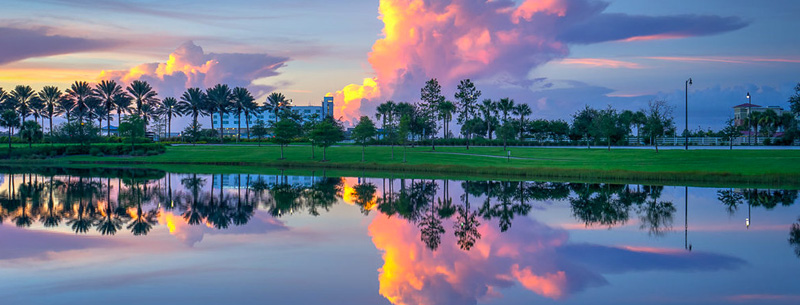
[212,96,334,136]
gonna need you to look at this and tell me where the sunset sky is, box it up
[1,0,798,128]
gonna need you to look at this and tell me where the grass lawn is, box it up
[15,144,794,187]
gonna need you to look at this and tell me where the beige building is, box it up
[733,103,785,126]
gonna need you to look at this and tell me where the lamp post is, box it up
[746,92,752,145]
[685,78,692,150]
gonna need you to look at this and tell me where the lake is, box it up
[0,167,798,305]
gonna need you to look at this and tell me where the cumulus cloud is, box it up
[0,26,121,65]
[158,210,288,246]
[369,214,744,304]
[99,41,289,98]
[332,0,749,122]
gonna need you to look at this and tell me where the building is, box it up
[733,103,785,126]
[213,174,323,189]
[212,96,334,136]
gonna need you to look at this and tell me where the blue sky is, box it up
[0,0,798,129]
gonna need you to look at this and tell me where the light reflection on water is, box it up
[0,167,798,305]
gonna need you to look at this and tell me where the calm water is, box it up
[0,167,798,305]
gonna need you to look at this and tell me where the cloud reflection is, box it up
[369,214,745,304]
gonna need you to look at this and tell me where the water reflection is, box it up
[1,167,799,304]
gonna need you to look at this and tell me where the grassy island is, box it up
[6,144,798,188]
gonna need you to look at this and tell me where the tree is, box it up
[438,100,456,140]
[241,94,259,139]
[206,84,232,143]
[398,114,411,163]
[570,106,598,148]
[251,119,268,146]
[497,98,515,123]
[232,87,255,142]
[309,118,344,161]
[19,120,43,148]
[9,85,35,124]
[66,81,92,140]
[161,97,180,140]
[37,86,62,139]
[789,83,800,117]
[643,100,674,153]
[594,105,624,150]
[264,92,289,125]
[272,118,301,159]
[55,96,75,124]
[94,80,123,136]
[478,99,497,140]
[0,110,20,151]
[112,93,133,132]
[352,116,377,162]
[496,121,516,151]
[720,118,741,149]
[420,78,444,150]
[376,101,396,141]
[119,114,146,153]
[177,87,208,143]
[790,217,800,257]
[455,79,481,149]
[126,80,159,116]
[513,103,532,140]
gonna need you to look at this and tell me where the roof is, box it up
[733,103,762,108]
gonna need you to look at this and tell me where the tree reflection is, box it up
[1,167,796,250]
[790,217,800,258]
[455,181,481,251]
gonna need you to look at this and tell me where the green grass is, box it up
[8,144,796,187]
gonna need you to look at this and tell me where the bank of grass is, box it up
[18,144,796,187]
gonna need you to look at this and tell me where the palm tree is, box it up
[112,93,132,133]
[242,95,259,139]
[231,87,254,142]
[497,98,515,123]
[376,101,396,140]
[94,80,123,136]
[746,111,763,145]
[9,85,36,124]
[263,92,289,125]
[126,80,159,115]
[479,99,496,140]
[56,96,75,123]
[437,100,456,140]
[513,103,532,140]
[37,86,62,138]
[161,97,179,139]
[177,87,208,139]
[66,81,93,125]
[206,84,232,142]
[758,109,778,141]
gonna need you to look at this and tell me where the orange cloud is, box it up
[327,78,380,123]
[559,58,643,69]
[98,41,288,98]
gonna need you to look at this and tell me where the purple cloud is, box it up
[0,26,122,65]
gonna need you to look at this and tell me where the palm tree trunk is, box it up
[246,113,251,140]
[219,110,224,143]
[362,145,365,162]
[280,144,284,159]
[237,110,241,143]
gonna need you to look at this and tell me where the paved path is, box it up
[422,151,572,161]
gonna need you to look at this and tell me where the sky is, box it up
[0,0,798,129]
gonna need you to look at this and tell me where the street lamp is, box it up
[685,78,692,150]
[746,92,752,145]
